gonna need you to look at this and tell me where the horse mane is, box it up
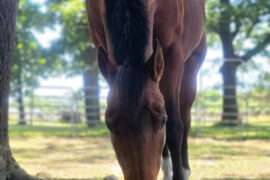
[105,0,149,66]
[105,0,149,123]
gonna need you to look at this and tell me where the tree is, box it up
[206,0,270,124]
[49,0,100,127]
[254,64,270,94]
[0,0,34,179]
[11,0,62,125]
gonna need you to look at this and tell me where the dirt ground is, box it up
[10,137,270,180]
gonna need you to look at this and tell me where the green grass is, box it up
[9,120,270,140]
[10,136,270,179]
[9,120,270,179]
[9,121,110,138]
[190,121,270,140]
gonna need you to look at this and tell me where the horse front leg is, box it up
[160,48,185,180]
[179,34,207,180]
[165,98,184,180]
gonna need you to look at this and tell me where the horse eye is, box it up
[160,117,167,129]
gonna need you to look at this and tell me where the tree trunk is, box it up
[17,70,26,125]
[83,47,100,127]
[0,1,35,179]
[218,16,241,125]
[220,61,240,125]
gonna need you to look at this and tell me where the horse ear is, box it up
[146,39,164,82]
[98,47,116,84]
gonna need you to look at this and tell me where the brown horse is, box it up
[86,0,206,180]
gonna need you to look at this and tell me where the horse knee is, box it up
[165,99,183,138]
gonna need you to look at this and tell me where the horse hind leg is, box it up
[179,34,206,180]
[162,144,172,180]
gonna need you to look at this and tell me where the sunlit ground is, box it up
[11,137,121,180]
[9,117,270,180]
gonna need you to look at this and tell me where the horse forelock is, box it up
[116,65,147,125]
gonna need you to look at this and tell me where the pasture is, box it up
[9,120,270,180]
[1,1,270,179]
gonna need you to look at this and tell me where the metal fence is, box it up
[9,84,270,137]
[192,93,270,122]
[190,58,270,138]
[9,57,270,138]
[9,85,106,135]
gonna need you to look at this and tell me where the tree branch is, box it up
[246,18,260,39]
[241,34,270,61]
[220,0,230,4]
[231,19,240,39]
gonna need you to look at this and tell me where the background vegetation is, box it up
[3,0,270,179]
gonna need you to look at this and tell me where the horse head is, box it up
[98,40,167,180]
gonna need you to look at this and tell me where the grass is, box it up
[190,122,270,140]
[10,137,270,180]
[188,138,270,180]
[9,121,110,138]
[8,120,270,180]
[9,119,270,140]
[10,137,119,180]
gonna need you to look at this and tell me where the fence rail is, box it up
[9,84,270,138]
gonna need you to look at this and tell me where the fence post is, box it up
[30,86,34,125]
[71,91,77,137]
[74,92,79,137]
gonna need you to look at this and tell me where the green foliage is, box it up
[48,0,94,76]
[12,0,62,92]
[254,59,270,94]
[196,89,223,113]
[206,0,270,59]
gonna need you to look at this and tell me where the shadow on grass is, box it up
[36,178,101,180]
[203,178,269,180]
[49,178,117,180]
[36,172,117,180]
[38,176,116,180]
